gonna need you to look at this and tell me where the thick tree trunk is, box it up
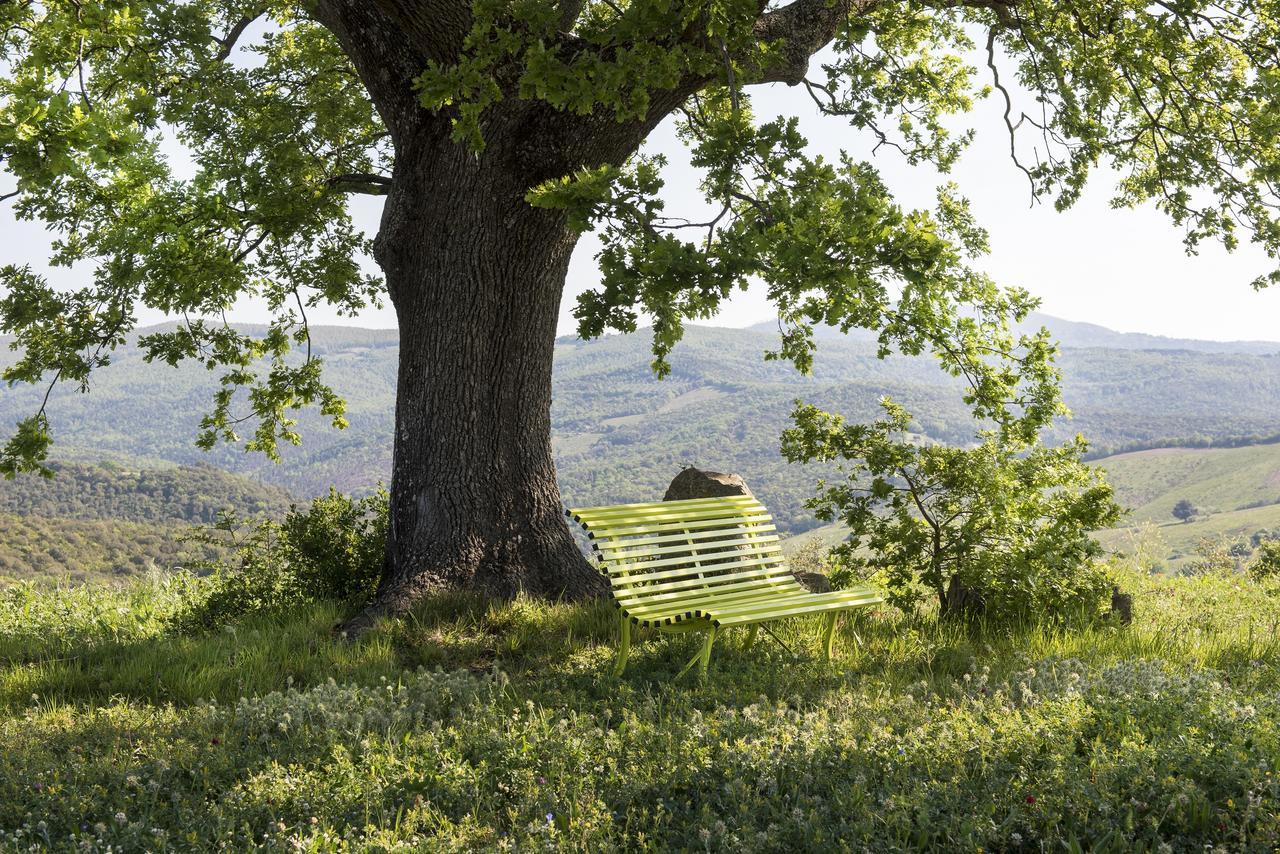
[340,132,605,633]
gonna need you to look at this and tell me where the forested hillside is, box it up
[0,462,292,524]
[0,516,227,585]
[2,320,1279,536]
[0,462,292,584]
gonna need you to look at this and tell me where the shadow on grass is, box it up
[5,574,1279,712]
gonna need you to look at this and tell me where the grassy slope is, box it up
[1096,443,1280,521]
[1,570,1278,850]
[1093,443,1280,571]
[784,443,1280,568]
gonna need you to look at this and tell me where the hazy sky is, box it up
[4,48,1279,343]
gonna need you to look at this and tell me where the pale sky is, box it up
[3,48,1279,343]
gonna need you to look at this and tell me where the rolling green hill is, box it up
[1095,443,1280,522]
[1089,443,1280,572]
[0,462,294,584]
[2,319,1279,539]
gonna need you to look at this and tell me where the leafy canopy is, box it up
[4,1,1280,472]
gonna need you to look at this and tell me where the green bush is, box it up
[1251,540,1280,582]
[173,489,387,631]
[784,399,1121,623]
[280,487,387,602]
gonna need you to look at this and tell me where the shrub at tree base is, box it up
[173,489,387,632]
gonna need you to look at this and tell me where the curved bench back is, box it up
[567,495,803,621]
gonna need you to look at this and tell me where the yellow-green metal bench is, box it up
[567,495,883,680]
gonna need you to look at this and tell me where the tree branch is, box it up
[310,1,442,141]
[557,0,587,33]
[326,172,393,195]
[213,12,263,63]
[985,26,1037,199]
[750,0,878,86]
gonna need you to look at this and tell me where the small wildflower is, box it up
[1025,795,1037,805]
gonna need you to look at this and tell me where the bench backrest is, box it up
[567,495,803,615]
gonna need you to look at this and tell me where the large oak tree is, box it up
[3,1,1279,629]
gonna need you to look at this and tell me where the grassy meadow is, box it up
[1,564,1278,851]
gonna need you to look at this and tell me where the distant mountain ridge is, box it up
[746,312,1280,355]
[2,314,1279,537]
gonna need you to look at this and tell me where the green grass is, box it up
[2,569,1280,850]
[1096,443,1280,522]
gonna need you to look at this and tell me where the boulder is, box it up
[663,467,753,501]
[662,467,831,593]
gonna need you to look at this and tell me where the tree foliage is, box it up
[3,0,1280,483]
[1173,497,1198,522]
[782,393,1122,621]
[1252,539,1280,581]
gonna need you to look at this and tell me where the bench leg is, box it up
[613,613,631,677]
[821,612,839,662]
[697,626,718,681]
[743,625,759,651]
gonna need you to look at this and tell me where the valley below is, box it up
[2,314,1279,582]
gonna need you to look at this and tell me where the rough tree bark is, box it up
[312,0,870,632]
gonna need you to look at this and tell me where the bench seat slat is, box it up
[606,549,784,578]
[712,591,884,626]
[570,495,760,519]
[623,584,874,622]
[583,513,772,538]
[614,570,795,605]
[595,533,780,560]
[624,586,818,624]
[572,502,767,525]
[622,584,801,614]
[615,574,801,610]
[591,524,777,553]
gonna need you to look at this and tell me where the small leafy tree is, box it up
[1172,499,1198,523]
[782,399,1121,622]
[1250,540,1280,582]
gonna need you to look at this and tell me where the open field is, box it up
[2,567,1278,850]
[1096,443,1280,522]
